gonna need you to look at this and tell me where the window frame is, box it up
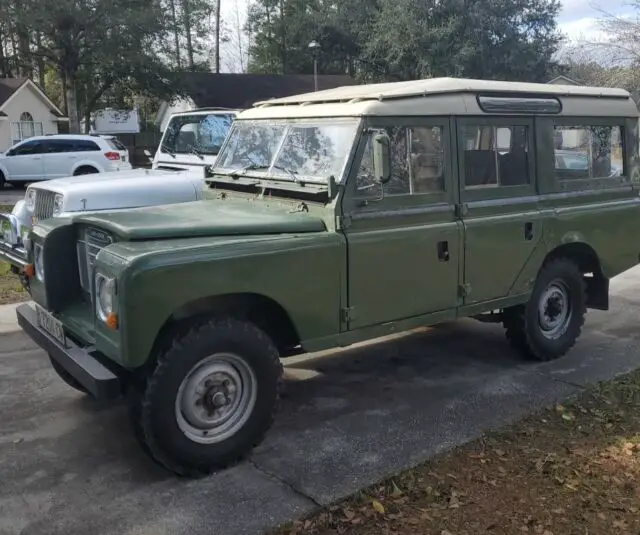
[457,116,536,203]
[8,139,44,156]
[343,116,454,213]
[551,117,627,192]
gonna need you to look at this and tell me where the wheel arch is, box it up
[72,163,101,175]
[543,241,608,310]
[147,293,302,371]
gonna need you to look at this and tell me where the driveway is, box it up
[0,184,24,206]
[1,268,640,534]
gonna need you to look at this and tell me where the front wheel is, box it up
[129,317,283,477]
[503,257,587,361]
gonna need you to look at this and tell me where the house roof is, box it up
[179,73,356,109]
[0,77,28,107]
[0,76,66,118]
[255,77,629,108]
[547,75,580,86]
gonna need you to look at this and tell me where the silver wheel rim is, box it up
[538,279,572,340]
[175,353,257,444]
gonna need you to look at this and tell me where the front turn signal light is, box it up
[24,264,35,278]
[106,313,119,331]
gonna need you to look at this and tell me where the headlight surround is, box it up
[34,243,45,282]
[26,188,36,210]
[95,274,116,321]
[52,194,64,215]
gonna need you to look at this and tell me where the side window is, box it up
[10,140,43,156]
[462,125,530,188]
[554,125,624,180]
[44,139,74,153]
[72,140,100,152]
[356,125,446,197]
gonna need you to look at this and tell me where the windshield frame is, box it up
[160,111,236,157]
[211,117,362,185]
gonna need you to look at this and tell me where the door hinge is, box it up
[337,214,352,230]
[459,283,472,298]
[341,306,356,323]
[455,203,468,218]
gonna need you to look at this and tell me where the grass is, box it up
[273,370,640,535]
[0,203,28,305]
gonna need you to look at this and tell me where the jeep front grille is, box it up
[33,190,56,221]
[77,227,114,294]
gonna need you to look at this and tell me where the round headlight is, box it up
[26,188,37,210]
[34,244,44,282]
[53,194,64,215]
[96,275,115,321]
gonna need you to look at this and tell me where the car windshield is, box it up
[161,112,235,156]
[213,119,360,183]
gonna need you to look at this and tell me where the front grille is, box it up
[33,190,56,221]
[77,227,113,294]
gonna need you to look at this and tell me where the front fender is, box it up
[101,232,345,368]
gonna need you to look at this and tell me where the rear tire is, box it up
[73,166,98,176]
[49,356,89,394]
[128,316,283,477]
[503,258,587,361]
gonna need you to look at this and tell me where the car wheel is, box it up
[128,316,283,477]
[74,166,98,176]
[503,258,586,361]
[49,356,89,394]
[0,172,5,188]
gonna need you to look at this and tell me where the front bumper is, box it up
[0,212,27,269]
[16,304,122,401]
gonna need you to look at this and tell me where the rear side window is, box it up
[554,125,624,180]
[71,140,101,152]
[43,139,75,153]
[461,125,530,188]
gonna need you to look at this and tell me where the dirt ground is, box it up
[274,369,640,535]
[0,203,27,305]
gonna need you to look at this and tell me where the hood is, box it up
[31,169,203,212]
[74,200,327,240]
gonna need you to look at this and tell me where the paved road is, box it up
[0,185,23,206]
[1,268,640,534]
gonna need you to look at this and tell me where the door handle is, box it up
[524,222,533,241]
[437,240,450,262]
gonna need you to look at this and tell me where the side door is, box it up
[4,139,45,181]
[41,139,75,179]
[457,117,543,306]
[341,117,462,330]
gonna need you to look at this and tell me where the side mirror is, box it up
[372,133,391,184]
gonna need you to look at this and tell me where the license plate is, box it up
[35,304,67,347]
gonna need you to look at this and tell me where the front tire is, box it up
[49,356,89,394]
[129,317,283,477]
[503,258,587,361]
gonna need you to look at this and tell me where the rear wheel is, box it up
[128,316,283,477]
[73,166,98,176]
[503,257,587,361]
[49,356,89,394]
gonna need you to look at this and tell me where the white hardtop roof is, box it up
[172,108,239,116]
[254,77,630,107]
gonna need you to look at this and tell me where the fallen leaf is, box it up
[562,412,575,421]
[372,500,385,515]
[390,480,403,497]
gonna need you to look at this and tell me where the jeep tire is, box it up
[503,258,586,361]
[49,355,89,394]
[128,316,283,477]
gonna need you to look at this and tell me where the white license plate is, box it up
[35,305,67,347]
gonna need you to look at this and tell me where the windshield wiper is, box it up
[233,163,300,183]
[160,144,176,158]
[188,145,205,160]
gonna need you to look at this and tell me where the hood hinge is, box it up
[341,306,356,323]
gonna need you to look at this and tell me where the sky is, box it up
[558,0,635,40]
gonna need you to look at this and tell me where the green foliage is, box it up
[247,0,562,82]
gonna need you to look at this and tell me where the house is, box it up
[155,73,355,131]
[547,75,581,86]
[0,77,67,151]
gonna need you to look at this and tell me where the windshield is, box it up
[213,119,359,183]
[161,112,235,156]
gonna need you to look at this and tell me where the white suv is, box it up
[0,134,132,187]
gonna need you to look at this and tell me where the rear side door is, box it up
[341,117,462,330]
[4,139,45,181]
[457,117,543,306]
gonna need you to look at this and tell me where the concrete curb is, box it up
[0,266,638,337]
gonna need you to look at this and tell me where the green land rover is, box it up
[16,78,640,476]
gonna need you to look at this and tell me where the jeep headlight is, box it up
[26,188,36,210]
[52,194,64,215]
[34,243,45,282]
[95,274,116,321]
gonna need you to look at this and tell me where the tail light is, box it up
[104,151,121,161]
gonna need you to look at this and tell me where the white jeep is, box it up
[0,108,237,274]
